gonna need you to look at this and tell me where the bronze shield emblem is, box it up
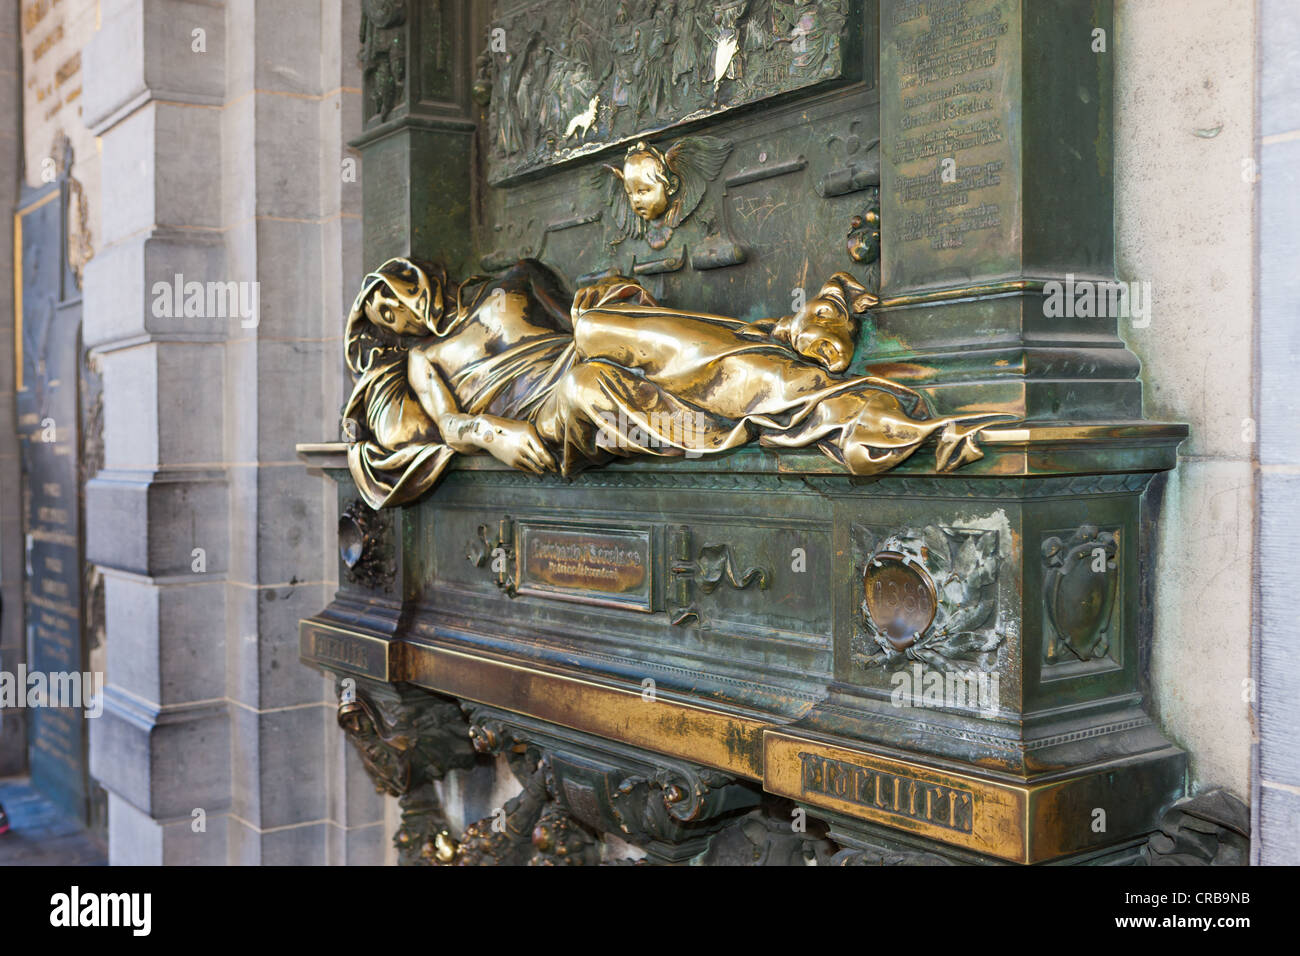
[1042,526,1118,663]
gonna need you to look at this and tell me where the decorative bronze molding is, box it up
[669,525,770,627]
[828,844,954,866]
[846,191,881,269]
[701,807,836,865]
[335,682,477,865]
[457,705,761,863]
[465,515,516,594]
[1139,789,1250,866]
[359,0,407,121]
[1042,525,1119,665]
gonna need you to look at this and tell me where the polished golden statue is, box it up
[343,257,1005,509]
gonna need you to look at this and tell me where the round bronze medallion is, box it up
[863,552,937,650]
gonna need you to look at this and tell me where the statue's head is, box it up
[346,258,455,374]
[617,142,678,221]
[776,273,877,374]
[785,301,856,373]
[364,285,426,335]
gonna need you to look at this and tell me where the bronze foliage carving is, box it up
[851,524,1005,676]
[335,684,477,865]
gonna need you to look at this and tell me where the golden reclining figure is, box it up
[343,257,1004,509]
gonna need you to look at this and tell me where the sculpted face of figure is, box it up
[622,151,671,221]
[365,287,424,335]
[788,297,856,374]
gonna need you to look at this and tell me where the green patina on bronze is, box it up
[301,0,1201,866]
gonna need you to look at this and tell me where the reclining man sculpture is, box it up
[343,257,1006,509]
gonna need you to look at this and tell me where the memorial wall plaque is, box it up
[881,0,1015,292]
[15,180,97,825]
[301,0,1197,867]
[516,523,654,611]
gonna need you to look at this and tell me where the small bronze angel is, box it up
[601,135,732,249]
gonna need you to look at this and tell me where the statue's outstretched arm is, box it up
[407,347,556,475]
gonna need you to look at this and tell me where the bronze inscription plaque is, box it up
[516,523,653,611]
[800,751,974,834]
[299,623,391,680]
[882,0,1016,290]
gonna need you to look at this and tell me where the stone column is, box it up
[220,0,382,865]
[1255,0,1300,865]
[82,0,378,864]
[81,0,232,865]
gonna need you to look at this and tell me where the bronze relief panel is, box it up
[483,0,863,183]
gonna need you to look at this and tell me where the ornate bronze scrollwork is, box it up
[336,683,477,865]
[669,525,770,627]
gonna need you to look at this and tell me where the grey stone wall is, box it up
[1114,0,1256,799]
[1254,0,1300,866]
[80,0,380,864]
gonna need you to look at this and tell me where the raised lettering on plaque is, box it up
[882,0,1014,291]
[516,523,654,611]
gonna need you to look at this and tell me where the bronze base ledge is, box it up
[297,420,1188,481]
[300,620,1183,864]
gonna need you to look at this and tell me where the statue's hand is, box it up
[473,416,557,475]
[572,276,657,317]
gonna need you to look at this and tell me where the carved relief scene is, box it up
[484,0,852,182]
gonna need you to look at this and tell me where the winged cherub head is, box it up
[600,135,733,249]
[618,142,679,222]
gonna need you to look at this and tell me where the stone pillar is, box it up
[352,0,477,270]
[82,0,378,864]
[1255,0,1300,865]
[0,0,22,777]
[81,0,232,866]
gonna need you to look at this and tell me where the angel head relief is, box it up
[602,135,732,249]
[618,144,676,221]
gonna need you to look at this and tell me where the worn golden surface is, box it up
[303,618,1178,862]
[395,638,775,779]
[432,830,458,863]
[342,257,1012,509]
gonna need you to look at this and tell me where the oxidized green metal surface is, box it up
[307,0,1192,865]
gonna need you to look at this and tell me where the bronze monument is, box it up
[297,0,1235,866]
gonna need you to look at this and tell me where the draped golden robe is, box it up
[343,258,1004,509]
